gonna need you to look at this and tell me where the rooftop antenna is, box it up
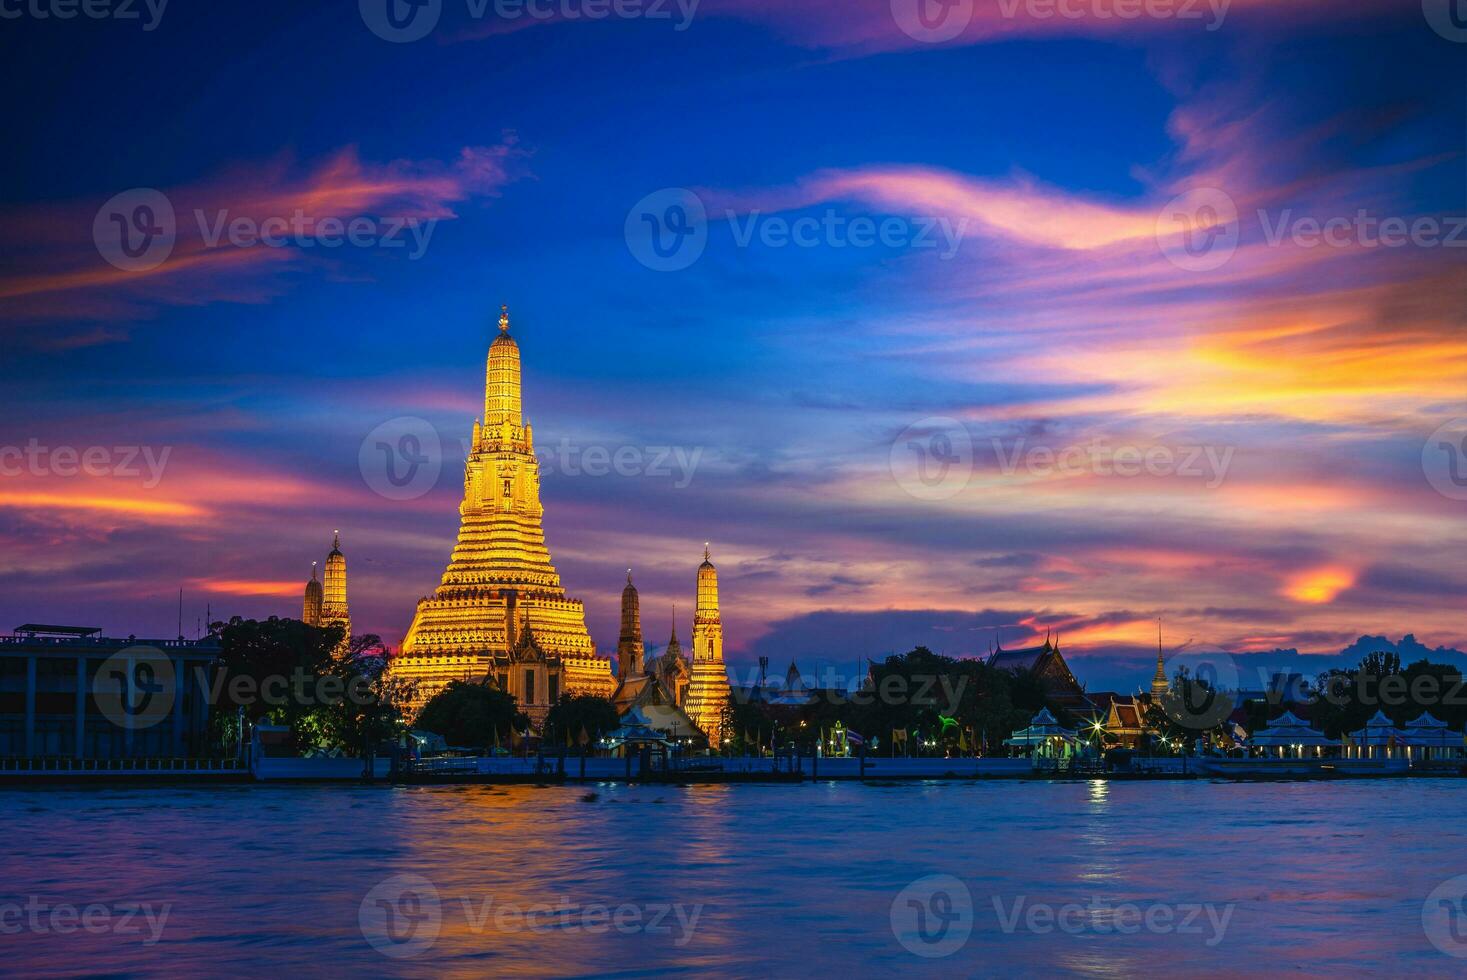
[177,588,184,641]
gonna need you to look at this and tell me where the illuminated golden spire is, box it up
[302,561,322,626]
[695,544,719,623]
[321,531,349,645]
[618,569,643,679]
[397,305,615,719]
[485,304,522,427]
[1151,621,1169,699]
[686,544,729,744]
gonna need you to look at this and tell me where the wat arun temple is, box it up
[380,308,731,743]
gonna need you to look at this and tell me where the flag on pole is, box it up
[566,727,574,748]
[578,725,591,747]
[846,729,865,748]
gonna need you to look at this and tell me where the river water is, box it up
[4,779,1466,977]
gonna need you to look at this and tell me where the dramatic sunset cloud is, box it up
[2,0,1461,690]
[0,139,526,331]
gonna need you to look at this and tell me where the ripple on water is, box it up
[2,781,1465,976]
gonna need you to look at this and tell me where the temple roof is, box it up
[987,644,1052,672]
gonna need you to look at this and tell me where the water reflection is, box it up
[2,780,1465,976]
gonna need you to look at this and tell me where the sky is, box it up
[2,0,1465,692]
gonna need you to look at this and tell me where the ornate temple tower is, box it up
[320,531,351,648]
[1150,622,1169,701]
[653,606,692,706]
[684,545,730,744]
[302,562,323,627]
[395,307,615,717]
[617,571,644,682]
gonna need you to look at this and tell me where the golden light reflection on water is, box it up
[1,781,1465,976]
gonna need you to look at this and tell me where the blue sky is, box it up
[3,0,1465,692]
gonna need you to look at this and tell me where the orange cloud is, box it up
[1283,567,1356,604]
[0,491,205,520]
[191,579,301,597]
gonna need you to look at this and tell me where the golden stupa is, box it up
[683,544,729,744]
[394,307,615,719]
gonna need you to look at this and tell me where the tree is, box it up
[415,681,527,750]
[209,615,342,750]
[724,697,770,755]
[209,618,413,755]
[306,634,415,756]
[1144,665,1231,752]
[544,695,619,749]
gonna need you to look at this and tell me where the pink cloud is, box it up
[0,138,528,333]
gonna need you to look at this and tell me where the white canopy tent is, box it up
[1346,710,1403,759]
[1399,712,1464,763]
[1249,711,1340,758]
[1005,708,1080,760]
